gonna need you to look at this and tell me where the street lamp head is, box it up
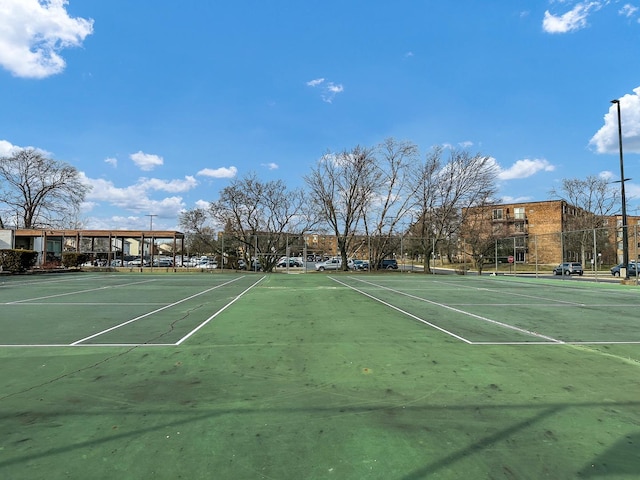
[611,99,620,104]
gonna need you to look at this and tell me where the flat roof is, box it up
[13,229,185,239]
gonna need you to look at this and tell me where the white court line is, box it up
[329,277,473,344]
[472,341,640,345]
[341,276,564,344]
[176,275,266,345]
[70,276,247,345]
[433,279,586,306]
[0,274,107,287]
[3,303,167,306]
[0,343,176,348]
[6,279,159,304]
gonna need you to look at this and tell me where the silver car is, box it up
[315,258,341,271]
[315,258,355,271]
[553,262,583,276]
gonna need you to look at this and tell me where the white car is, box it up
[197,260,217,269]
[315,258,354,271]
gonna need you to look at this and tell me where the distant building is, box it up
[3,229,184,266]
[462,200,640,265]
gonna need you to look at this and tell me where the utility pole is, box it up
[611,99,630,280]
[146,214,157,231]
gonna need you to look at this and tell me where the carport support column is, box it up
[140,233,144,272]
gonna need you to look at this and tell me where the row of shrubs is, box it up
[0,249,38,272]
[0,250,90,272]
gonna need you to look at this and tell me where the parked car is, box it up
[553,262,583,276]
[237,259,247,270]
[377,259,399,270]
[277,259,302,268]
[610,263,639,277]
[315,258,342,271]
[197,260,217,269]
[128,257,150,267]
[352,259,369,270]
[315,258,355,271]
[153,259,173,267]
[250,260,262,271]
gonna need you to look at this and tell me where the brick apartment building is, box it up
[462,200,640,265]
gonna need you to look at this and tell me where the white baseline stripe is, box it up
[345,277,564,344]
[4,303,166,306]
[176,276,266,345]
[329,277,473,344]
[0,274,106,288]
[7,279,158,304]
[70,276,247,345]
[0,343,176,348]
[434,279,585,306]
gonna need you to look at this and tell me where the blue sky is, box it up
[1,0,640,231]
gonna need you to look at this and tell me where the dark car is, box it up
[277,259,302,268]
[378,259,398,270]
[352,259,369,271]
[250,260,262,271]
[610,263,638,277]
[553,262,583,276]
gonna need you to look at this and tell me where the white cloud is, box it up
[196,166,238,178]
[599,170,616,181]
[619,4,639,17]
[0,140,19,156]
[498,158,556,180]
[441,141,474,150]
[501,195,534,203]
[306,78,325,87]
[0,139,50,156]
[130,151,164,171]
[0,0,94,78]
[542,1,603,33]
[322,82,344,103]
[195,200,211,210]
[261,162,279,170]
[306,77,344,103]
[104,157,117,167]
[589,87,640,154]
[141,176,198,193]
[79,173,193,217]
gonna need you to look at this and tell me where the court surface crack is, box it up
[0,304,204,402]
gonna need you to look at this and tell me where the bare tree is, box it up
[362,138,420,269]
[410,147,499,273]
[304,146,379,270]
[0,149,89,229]
[549,176,618,264]
[459,207,509,275]
[178,208,219,258]
[208,173,314,272]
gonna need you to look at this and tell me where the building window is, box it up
[514,207,525,220]
[493,209,503,220]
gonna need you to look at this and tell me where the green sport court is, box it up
[1,271,639,479]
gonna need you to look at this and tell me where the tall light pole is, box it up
[146,214,157,231]
[611,99,629,279]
